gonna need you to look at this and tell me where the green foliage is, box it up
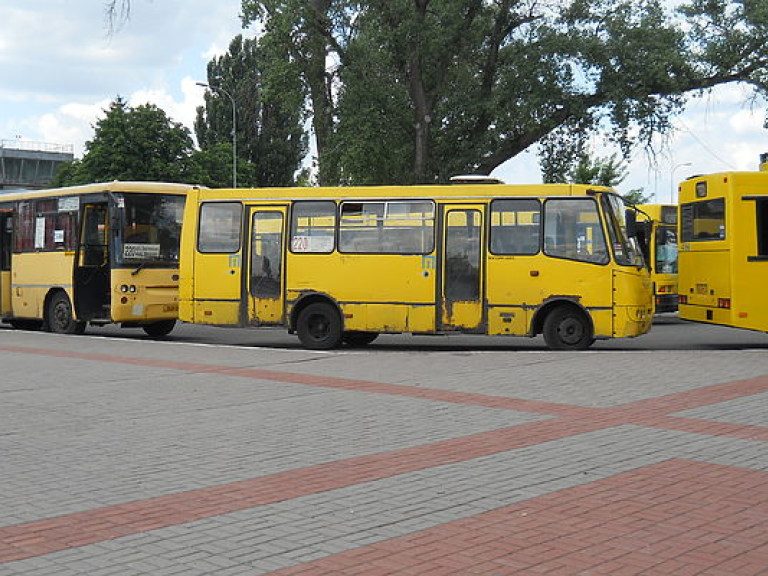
[195,34,307,187]
[238,0,768,186]
[621,188,653,205]
[54,97,198,186]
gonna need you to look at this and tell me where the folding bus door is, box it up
[440,205,485,331]
[246,206,287,325]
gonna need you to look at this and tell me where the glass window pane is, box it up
[198,202,242,253]
[251,212,283,297]
[290,201,336,253]
[490,199,540,255]
[339,201,434,254]
[544,199,608,264]
[681,199,725,242]
[655,225,678,273]
[445,210,481,301]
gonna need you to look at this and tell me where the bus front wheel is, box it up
[142,320,176,338]
[542,306,594,351]
[296,302,343,350]
[47,292,86,335]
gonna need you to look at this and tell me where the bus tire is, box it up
[296,302,343,350]
[542,305,593,351]
[142,319,176,338]
[342,331,378,347]
[47,292,86,335]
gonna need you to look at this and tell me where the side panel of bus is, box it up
[182,200,245,326]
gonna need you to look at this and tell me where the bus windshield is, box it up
[116,193,186,267]
[601,194,644,267]
[655,225,678,274]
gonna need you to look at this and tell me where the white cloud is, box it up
[0,0,244,153]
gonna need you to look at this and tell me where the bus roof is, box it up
[193,183,616,203]
[0,181,200,203]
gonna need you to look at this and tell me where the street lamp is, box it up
[670,162,692,204]
[196,82,237,187]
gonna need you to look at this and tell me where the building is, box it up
[0,139,75,190]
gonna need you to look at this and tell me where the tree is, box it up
[541,150,652,204]
[54,97,199,186]
[195,34,307,187]
[241,0,768,185]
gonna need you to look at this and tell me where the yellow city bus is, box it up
[678,166,768,331]
[637,204,678,313]
[179,183,652,350]
[0,181,195,336]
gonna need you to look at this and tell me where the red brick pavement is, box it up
[266,460,768,576]
[1,345,767,574]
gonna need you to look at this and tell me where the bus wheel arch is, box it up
[534,300,594,351]
[45,289,86,335]
[292,295,343,350]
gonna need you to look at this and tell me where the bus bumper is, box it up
[615,305,653,338]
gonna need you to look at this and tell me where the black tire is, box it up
[542,306,594,351]
[296,302,343,350]
[47,292,86,335]
[342,331,379,347]
[9,319,44,331]
[142,319,176,338]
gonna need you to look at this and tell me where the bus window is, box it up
[755,198,768,257]
[1,213,11,270]
[445,209,481,301]
[80,205,108,267]
[290,201,336,253]
[339,201,434,254]
[198,202,242,253]
[251,211,283,297]
[118,194,185,265]
[489,199,540,255]
[655,226,678,273]
[544,199,608,264]
[681,198,725,241]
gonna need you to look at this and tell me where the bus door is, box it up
[74,203,111,320]
[440,205,485,331]
[246,206,287,325]
[0,210,12,314]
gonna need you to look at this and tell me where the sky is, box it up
[2,0,767,202]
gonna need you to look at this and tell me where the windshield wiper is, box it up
[131,262,148,276]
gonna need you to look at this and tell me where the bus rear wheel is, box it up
[296,302,343,350]
[47,292,86,335]
[342,331,379,347]
[542,306,594,351]
[142,320,176,338]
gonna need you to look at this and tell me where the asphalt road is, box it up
[32,312,768,352]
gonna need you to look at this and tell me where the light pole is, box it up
[196,82,237,187]
[670,162,692,204]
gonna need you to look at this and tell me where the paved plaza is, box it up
[0,323,766,575]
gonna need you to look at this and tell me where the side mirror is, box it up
[625,209,637,238]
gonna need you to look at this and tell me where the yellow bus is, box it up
[637,204,678,313]
[0,181,194,336]
[179,183,652,350]
[678,166,768,331]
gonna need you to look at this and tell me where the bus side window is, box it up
[756,198,768,257]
